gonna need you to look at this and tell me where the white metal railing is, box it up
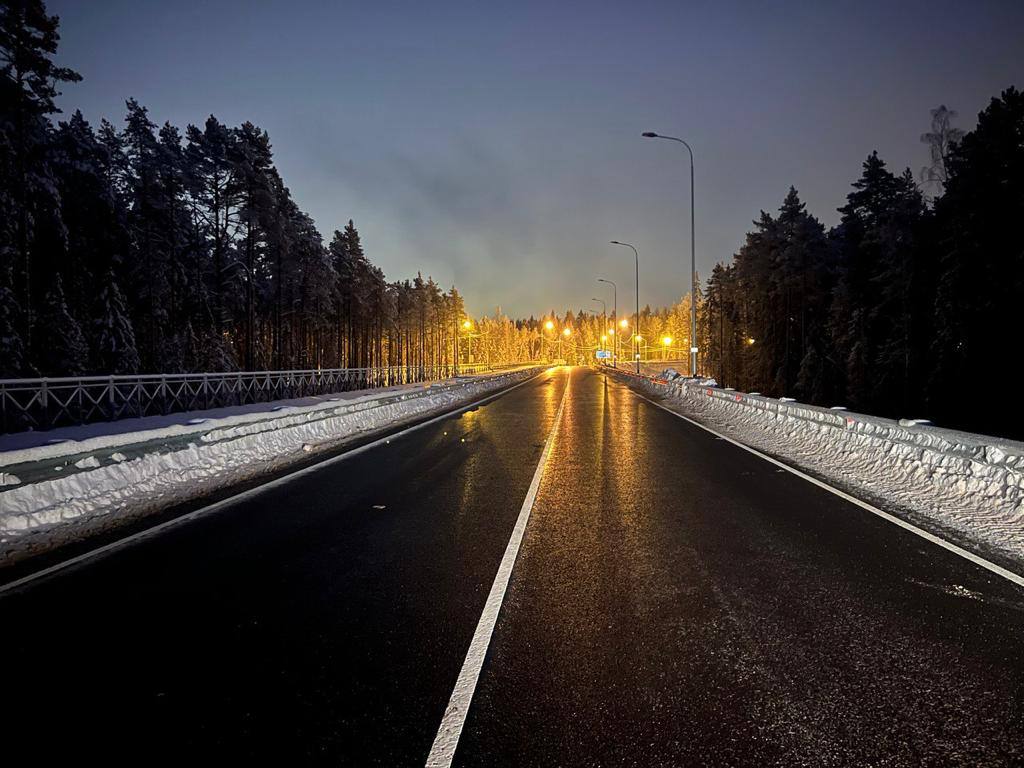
[0,362,528,434]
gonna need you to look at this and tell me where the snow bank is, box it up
[610,368,1024,564]
[0,367,546,564]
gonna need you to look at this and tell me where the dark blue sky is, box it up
[49,0,1023,318]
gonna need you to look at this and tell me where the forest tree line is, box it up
[701,91,1024,438]
[1,0,469,380]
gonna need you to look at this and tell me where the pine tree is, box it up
[0,278,26,376]
[36,273,88,376]
[829,152,902,410]
[185,115,240,335]
[92,270,139,374]
[0,0,80,350]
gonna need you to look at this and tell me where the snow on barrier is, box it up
[0,367,547,565]
[608,367,1024,564]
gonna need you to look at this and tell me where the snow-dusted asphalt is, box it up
[2,367,1023,766]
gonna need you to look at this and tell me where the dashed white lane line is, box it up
[0,370,552,598]
[425,370,571,767]
[628,386,1024,589]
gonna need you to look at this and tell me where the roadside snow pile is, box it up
[613,369,1024,563]
[0,367,544,562]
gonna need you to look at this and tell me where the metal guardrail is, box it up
[0,363,526,434]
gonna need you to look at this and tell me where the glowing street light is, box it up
[462,319,475,364]
[620,318,629,329]
[662,336,673,346]
[746,337,756,345]
[556,325,571,362]
[545,320,555,331]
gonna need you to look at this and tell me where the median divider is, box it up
[605,366,1024,565]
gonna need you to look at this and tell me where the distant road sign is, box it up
[595,350,612,359]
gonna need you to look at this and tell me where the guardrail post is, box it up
[40,379,49,426]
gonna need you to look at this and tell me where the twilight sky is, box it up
[49,0,1023,319]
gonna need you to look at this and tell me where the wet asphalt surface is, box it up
[2,367,1023,766]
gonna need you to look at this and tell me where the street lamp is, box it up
[543,319,555,363]
[642,131,698,378]
[591,297,606,358]
[559,325,571,362]
[597,278,617,368]
[662,335,672,361]
[462,319,474,364]
[610,240,641,373]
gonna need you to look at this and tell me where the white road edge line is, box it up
[0,370,552,597]
[627,385,1024,589]
[425,369,571,767]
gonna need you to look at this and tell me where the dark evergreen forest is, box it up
[1,0,467,380]
[702,94,1024,438]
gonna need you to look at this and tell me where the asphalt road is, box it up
[2,367,1023,766]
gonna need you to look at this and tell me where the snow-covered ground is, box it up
[611,367,1024,568]
[0,367,546,565]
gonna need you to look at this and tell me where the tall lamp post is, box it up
[591,297,606,360]
[610,240,640,373]
[641,131,697,378]
[597,278,617,368]
[462,319,473,365]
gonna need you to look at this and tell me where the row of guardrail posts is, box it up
[0,363,525,434]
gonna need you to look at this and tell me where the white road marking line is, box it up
[627,384,1024,589]
[0,370,552,597]
[425,369,571,767]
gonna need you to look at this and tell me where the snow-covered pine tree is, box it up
[0,280,27,377]
[0,0,81,358]
[93,270,140,374]
[37,273,89,376]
